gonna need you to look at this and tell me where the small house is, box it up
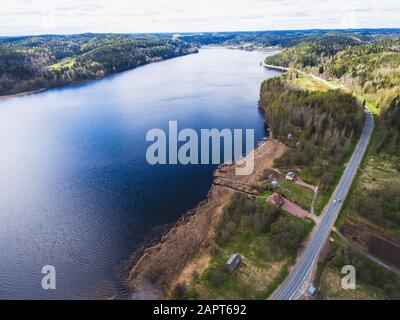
[270,193,284,207]
[271,179,280,189]
[307,284,317,296]
[226,254,241,272]
[286,171,298,181]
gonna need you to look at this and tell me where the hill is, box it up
[0,34,197,96]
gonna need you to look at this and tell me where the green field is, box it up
[48,58,76,70]
[319,267,384,300]
[183,201,314,300]
[280,179,314,211]
[290,73,331,92]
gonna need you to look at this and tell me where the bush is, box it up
[270,217,306,254]
[171,283,187,300]
[206,266,230,288]
[356,185,400,227]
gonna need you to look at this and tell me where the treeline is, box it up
[174,29,400,48]
[0,34,197,96]
[355,185,400,230]
[259,76,364,190]
[264,35,362,68]
[376,96,400,157]
[353,96,400,230]
[264,36,400,109]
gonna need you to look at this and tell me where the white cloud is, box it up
[0,0,399,36]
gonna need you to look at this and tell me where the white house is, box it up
[286,171,297,181]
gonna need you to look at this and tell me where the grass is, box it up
[186,211,313,300]
[319,267,384,300]
[338,130,400,239]
[259,190,274,203]
[288,73,330,92]
[315,238,394,300]
[280,179,314,211]
[365,100,381,115]
[48,58,76,70]
[327,79,343,87]
[191,231,288,299]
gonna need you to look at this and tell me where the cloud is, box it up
[0,0,399,36]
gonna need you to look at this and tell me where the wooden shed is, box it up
[226,253,241,272]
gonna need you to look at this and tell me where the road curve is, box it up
[262,63,375,300]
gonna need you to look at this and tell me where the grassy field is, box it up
[288,72,330,92]
[280,179,314,211]
[185,213,313,300]
[319,267,384,300]
[48,58,76,70]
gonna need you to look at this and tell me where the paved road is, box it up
[262,63,375,300]
[262,62,341,89]
[272,108,374,300]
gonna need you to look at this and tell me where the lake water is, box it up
[0,48,279,299]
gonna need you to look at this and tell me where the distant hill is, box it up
[0,34,197,96]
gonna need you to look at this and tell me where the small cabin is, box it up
[226,254,241,272]
[271,179,280,189]
[286,171,298,181]
[270,192,284,207]
[307,284,317,296]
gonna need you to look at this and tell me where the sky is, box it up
[1,0,399,36]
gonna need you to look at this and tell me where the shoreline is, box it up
[0,88,47,101]
[126,138,287,299]
[0,51,197,102]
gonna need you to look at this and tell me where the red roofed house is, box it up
[270,193,284,207]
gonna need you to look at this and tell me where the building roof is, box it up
[272,180,280,186]
[271,193,284,204]
[307,284,317,295]
[227,253,240,265]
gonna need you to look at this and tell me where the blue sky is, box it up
[1,0,399,36]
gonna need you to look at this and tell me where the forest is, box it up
[172,29,400,48]
[259,76,364,191]
[2,29,399,97]
[264,34,363,68]
[0,34,197,96]
[265,35,400,109]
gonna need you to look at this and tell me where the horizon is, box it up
[2,27,400,38]
[2,0,399,36]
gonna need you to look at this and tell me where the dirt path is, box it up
[267,195,318,222]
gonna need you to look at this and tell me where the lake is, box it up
[0,48,279,299]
